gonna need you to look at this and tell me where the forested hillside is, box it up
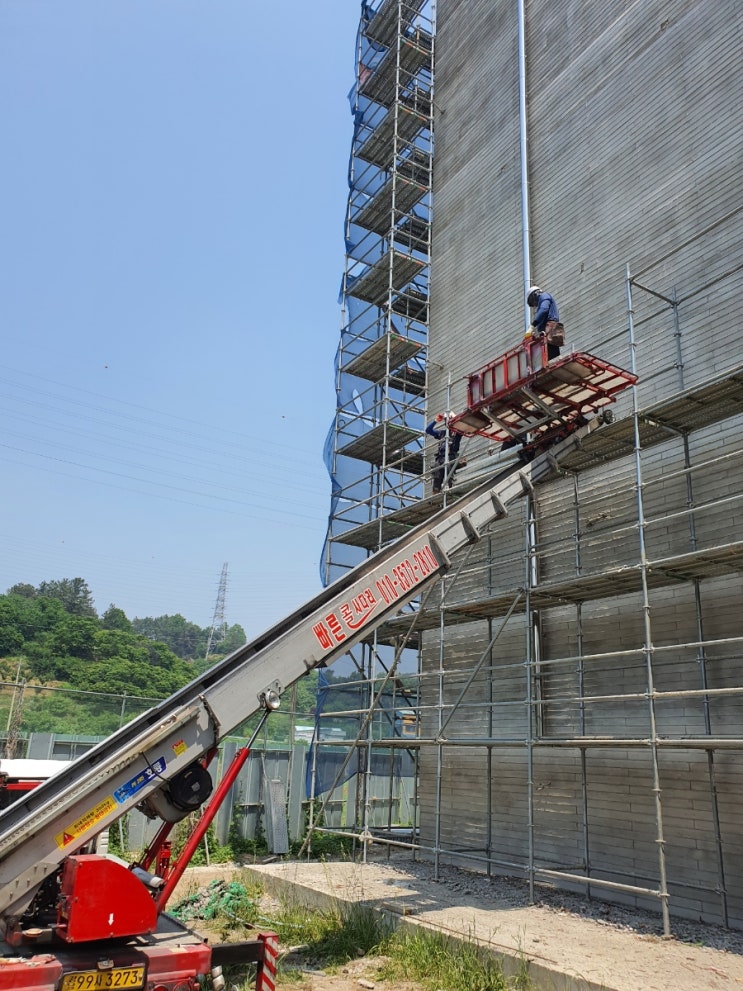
[0,577,325,742]
[0,578,248,734]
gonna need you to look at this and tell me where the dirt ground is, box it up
[176,858,743,991]
[286,958,423,991]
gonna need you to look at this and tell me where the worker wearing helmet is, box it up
[526,285,562,359]
[426,413,464,495]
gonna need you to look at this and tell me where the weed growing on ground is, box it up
[268,900,531,989]
[271,902,388,971]
[378,926,530,991]
[176,878,531,990]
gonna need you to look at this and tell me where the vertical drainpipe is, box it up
[517,0,531,335]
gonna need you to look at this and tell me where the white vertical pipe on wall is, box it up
[517,0,531,336]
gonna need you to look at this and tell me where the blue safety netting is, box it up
[311,2,434,802]
[320,0,433,589]
[306,670,417,797]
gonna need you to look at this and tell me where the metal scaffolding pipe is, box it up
[398,736,743,750]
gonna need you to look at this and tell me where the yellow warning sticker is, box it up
[172,739,187,756]
[55,796,118,849]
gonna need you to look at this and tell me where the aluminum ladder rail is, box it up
[0,421,597,925]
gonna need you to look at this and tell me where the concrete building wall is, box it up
[429,0,742,408]
[420,0,743,927]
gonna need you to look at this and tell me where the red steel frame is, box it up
[156,746,251,911]
[1,745,279,991]
[450,338,637,447]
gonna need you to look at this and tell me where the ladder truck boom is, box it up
[0,403,621,991]
[0,458,522,921]
[0,428,601,926]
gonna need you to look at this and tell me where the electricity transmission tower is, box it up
[4,670,26,759]
[204,562,228,663]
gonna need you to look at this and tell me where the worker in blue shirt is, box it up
[426,413,464,494]
[526,285,562,359]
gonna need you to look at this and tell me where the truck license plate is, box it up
[60,966,145,991]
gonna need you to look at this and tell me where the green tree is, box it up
[294,671,318,716]
[0,580,205,730]
[0,599,25,654]
[21,689,128,736]
[131,614,206,660]
[94,629,152,665]
[37,578,97,618]
[220,623,247,655]
[6,583,36,599]
[20,631,84,682]
[73,658,189,698]
[0,594,66,657]
[48,615,99,661]
[102,605,133,631]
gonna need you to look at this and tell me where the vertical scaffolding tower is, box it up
[315,0,435,848]
[323,0,434,580]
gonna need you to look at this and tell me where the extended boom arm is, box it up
[0,421,599,928]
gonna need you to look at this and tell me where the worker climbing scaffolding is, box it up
[426,412,466,493]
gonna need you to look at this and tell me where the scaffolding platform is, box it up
[557,362,743,472]
[365,0,427,48]
[332,516,414,549]
[451,339,638,447]
[347,360,743,552]
[371,361,743,640]
[396,214,430,252]
[343,332,422,384]
[357,99,429,168]
[389,365,426,396]
[360,30,432,108]
[377,537,743,642]
[354,174,428,235]
[347,250,425,305]
[391,287,428,321]
[338,422,423,474]
[332,460,514,550]
[341,331,425,394]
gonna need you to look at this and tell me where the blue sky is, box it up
[0,2,360,638]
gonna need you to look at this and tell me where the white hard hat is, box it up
[527,285,542,302]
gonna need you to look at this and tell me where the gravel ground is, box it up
[402,858,743,954]
[180,859,743,990]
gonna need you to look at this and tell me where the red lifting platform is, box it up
[450,338,637,449]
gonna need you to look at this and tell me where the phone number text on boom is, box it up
[375,545,438,604]
[312,544,439,651]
